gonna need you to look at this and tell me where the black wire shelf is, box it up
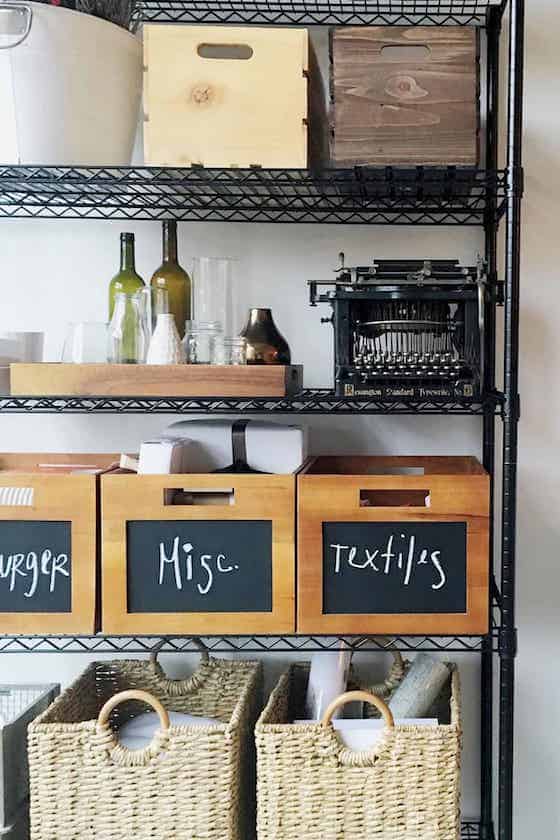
[135,0,506,27]
[0,166,508,225]
[0,631,499,655]
[0,390,504,415]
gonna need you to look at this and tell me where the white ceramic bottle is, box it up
[147,313,186,364]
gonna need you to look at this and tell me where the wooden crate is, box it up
[297,456,489,635]
[10,363,303,398]
[102,472,296,634]
[0,453,117,634]
[331,26,480,166]
[144,25,315,168]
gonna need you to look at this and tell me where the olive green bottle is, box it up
[150,221,191,339]
[109,232,145,319]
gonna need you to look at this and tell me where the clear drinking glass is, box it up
[183,320,222,364]
[212,336,247,365]
[191,257,235,335]
[61,322,108,363]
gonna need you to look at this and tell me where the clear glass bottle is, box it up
[150,221,191,339]
[183,320,222,364]
[107,290,151,364]
[109,233,145,320]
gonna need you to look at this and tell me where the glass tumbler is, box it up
[191,257,235,335]
[183,320,222,364]
[61,322,108,363]
[212,336,247,366]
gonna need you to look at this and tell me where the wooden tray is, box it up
[10,364,303,398]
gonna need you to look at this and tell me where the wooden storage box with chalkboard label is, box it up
[297,456,489,635]
[0,453,117,634]
[101,472,296,634]
[330,26,480,166]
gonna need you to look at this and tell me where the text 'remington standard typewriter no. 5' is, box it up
[309,256,487,401]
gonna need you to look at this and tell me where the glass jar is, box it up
[183,320,222,364]
[212,336,247,366]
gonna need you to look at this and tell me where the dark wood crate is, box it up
[330,26,480,166]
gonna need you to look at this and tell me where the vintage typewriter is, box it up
[309,256,487,400]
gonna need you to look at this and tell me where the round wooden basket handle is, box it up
[97,689,170,731]
[321,691,395,729]
[149,637,210,668]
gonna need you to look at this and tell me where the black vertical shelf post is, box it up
[500,1,525,839]
[481,5,502,837]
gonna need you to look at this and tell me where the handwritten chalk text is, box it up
[329,533,447,591]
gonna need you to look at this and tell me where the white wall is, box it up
[0,0,556,835]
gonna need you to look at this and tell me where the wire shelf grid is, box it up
[0,390,504,415]
[0,631,498,655]
[135,0,507,27]
[0,166,508,225]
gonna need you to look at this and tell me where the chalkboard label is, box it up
[127,520,273,613]
[0,521,72,613]
[323,521,467,615]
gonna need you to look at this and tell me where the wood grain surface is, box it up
[10,363,304,398]
[331,26,479,165]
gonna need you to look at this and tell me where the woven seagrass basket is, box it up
[28,646,263,840]
[256,659,461,840]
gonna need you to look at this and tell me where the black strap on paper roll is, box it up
[213,420,269,475]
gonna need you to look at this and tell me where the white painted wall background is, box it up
[0,1,556,835]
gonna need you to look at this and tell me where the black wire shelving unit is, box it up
[0,2,523,840]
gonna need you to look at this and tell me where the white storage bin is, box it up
[0,3,142,165]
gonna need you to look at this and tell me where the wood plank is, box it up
[10,363,304,398]
[331,26,479,165]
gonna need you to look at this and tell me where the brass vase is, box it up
[240,308,291,365]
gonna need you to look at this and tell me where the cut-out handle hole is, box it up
[381,45,431,61]
[197,43,254,60]
[164,488,235,506]
[360,489,430,508]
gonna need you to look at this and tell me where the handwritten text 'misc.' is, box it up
[159,537,240,595]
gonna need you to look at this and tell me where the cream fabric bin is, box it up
[256,662,461,840]
[28,651,263,840]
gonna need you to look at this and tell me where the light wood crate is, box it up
[101,472,296,634]
[297,455,489,635]
[144,25,317,168]
[331,26,480,166]
[0,453,117,634]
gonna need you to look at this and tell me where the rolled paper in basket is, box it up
[388,653,450,719]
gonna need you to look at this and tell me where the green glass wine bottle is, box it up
[109,233,145,319]
[150,221,191,339]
